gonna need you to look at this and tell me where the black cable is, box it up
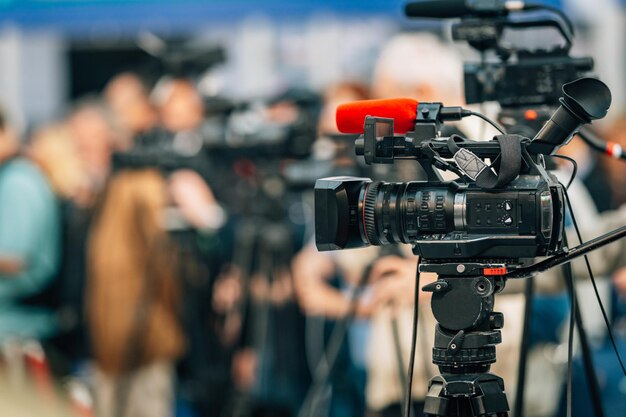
[578,127,626,161]
[404,258,422,417]
[562,187,626,376]
[468,111,507,135]
[391,316,409,414]
[551,154,578,190]
[565,260,575,417]
[563,257,606,417]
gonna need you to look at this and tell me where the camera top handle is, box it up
[355,77,611,187]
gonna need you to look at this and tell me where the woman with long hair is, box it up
[87,169,185,417]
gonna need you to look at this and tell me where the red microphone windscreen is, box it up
[336,98,418,134]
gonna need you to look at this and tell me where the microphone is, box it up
[404,0,524,19]
[336,98,418,134]
[405,0,470,18]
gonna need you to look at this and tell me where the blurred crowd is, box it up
[1,31,626,417]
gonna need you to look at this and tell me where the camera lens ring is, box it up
[363,181,382,245]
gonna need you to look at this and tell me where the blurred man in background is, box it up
[0,107,61,345]
[67,100,120,203]
[154,77,205,133]
[0,107,83,417]
[104,72,159,148]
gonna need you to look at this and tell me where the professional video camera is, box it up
[406,0,595,138]
[405,0,591,106]
[120,86,321,222]
[210,88,320,159]
[312,75,626,416]
[315,76,611,260]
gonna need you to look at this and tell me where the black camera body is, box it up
[316,172,563,260]
[315,124,565,260]
[452,15,594,108]
[441,3,594,108]
[464,54,593,107]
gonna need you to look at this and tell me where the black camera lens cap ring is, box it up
[363,181,382,245]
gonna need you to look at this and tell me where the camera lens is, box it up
[360,181,456,246]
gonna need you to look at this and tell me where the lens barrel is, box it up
[315,176,559,258]
[360,181,456,246]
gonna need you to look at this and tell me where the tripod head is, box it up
[420,261,506,374]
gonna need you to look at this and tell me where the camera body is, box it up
[315,172,563,260]
[464,54,593,107]
[315,135,564,260]
[449,8,594,109]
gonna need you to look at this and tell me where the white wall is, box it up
[0,27,67,135]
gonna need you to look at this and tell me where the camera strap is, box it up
[448,134,523,189]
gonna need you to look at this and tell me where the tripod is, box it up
[419,261,512,417]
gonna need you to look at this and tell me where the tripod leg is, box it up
[513,277,534,417]
[423,377,449,417]
[563,262,606,417]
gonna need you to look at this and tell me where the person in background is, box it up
[27,125,87,202]
[153,77,205,133]
[290,81,372,417]
[148,75,237,416]
[0,108,62,345]
[39,99,123,379]
[66,99,120,204]
[293,33,464,417]
[104,72,158,146]
[370,33,463,104]
[87,169,186,417]
[0,109,80,414]
[294,81,372,317]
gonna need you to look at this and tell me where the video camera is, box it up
[405,0,593,108]
[315,77,611,262]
